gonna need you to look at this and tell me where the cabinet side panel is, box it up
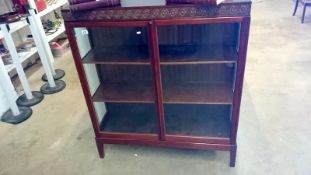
[83,64,100,95]
[74,28,92,58]
[230,17,250,144]
[75,27,107,122]
[93,102,107,123]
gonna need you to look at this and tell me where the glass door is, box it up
[73,23,158,137]
[155,19,241,140]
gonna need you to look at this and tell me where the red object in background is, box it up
[34,0,47,12]
[11,0,47,13]
[11,0,28,14]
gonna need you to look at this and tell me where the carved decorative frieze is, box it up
[62,2,251,21]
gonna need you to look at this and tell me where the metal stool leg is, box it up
[28,13,66,95]
[293,0,299,16]
[302,4,307,23]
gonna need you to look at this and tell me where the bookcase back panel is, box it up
[161,64,235,84]
[157,23,240,47]
[160,64,235,104]
[77,26,150,63]
[100,103,158,134]
[164,104,231,137]
[90,27,149,47]
[97,65,153,83]
[89,26,149,61]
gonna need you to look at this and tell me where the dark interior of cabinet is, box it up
[164,104,231,137]
[99,103,231,137]
[93,65,155,103]
[161,64,235,104]
[82,26,149,64]
[157,23,240,63]
[93,63,235,104]
[82,22,240,64]
[100,103,157,133]
[85,22,239,137]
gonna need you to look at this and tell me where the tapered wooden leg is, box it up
[96,139,105,158]
[293,0,299,16]
[230,146,237,167]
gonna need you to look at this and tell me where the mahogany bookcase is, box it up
[62,0,251,167]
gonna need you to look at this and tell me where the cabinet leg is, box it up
[96,140,105,158]
[230,146,237,167]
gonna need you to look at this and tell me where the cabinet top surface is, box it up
[62,0,251,22]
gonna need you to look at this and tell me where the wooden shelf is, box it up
[38,0,67,18]
[160,45,238,65]
[165,104,231,138]
[5,47,38,74]
[82,45,237,65]
[92,83,155,103]
[0,19,28,39]
[46,23,65,42]
[163,82,233,104]
[92,82,232,104]
[82,46,150,65]
[100,103,157,133]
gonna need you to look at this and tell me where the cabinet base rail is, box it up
[95,137,237,167]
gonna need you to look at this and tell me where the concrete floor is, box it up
[1,0,311,174]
